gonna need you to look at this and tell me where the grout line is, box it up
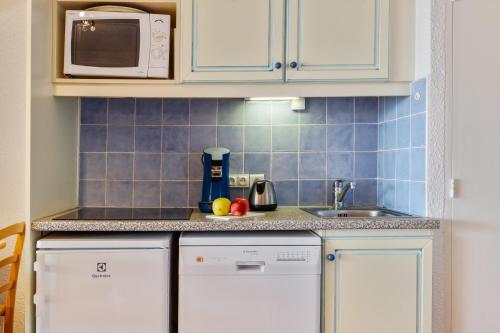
[352,97,357,205]
[104,98,109,208]
[159,99,165,208]
[131,98,137,208]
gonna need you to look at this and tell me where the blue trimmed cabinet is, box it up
[322,232,433,333]
[181,0,408,83]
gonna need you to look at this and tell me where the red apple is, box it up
[233,198,250,212]
[230,202,247,216]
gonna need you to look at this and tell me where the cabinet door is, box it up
[287,0,390,81]
[181,0,285,82]
[324,237,432,333]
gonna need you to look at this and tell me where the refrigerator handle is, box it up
[33,254,45,333]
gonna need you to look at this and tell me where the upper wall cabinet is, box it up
[181,0,401,83]
[286,0,390,81]
[181,0,285,82]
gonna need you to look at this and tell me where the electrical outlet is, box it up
[249,174,265,187]
[229,174,250,188]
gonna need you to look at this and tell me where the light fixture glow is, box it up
[245,97,306,110]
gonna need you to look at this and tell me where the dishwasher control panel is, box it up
[276,249,311,262]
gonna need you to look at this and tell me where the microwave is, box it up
[64,10,170,78]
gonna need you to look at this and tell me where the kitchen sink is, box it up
[302,207,409,218]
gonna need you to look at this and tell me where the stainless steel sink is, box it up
[302,207,409,218]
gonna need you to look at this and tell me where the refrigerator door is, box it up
[35,249,169,333]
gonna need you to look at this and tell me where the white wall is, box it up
[0,0,29,332]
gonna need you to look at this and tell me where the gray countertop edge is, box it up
[31,208,440,232]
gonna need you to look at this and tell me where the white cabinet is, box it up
[181,0,395,82]
[323,235,432,333]
[286,0,390,81]
[181,0,285,82]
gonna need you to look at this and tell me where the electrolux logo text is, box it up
[92,262,111,279]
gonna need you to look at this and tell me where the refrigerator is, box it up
[34,232,173,333]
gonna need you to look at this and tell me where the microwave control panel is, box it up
[148,14,170,78]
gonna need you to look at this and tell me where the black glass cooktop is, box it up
[54,208,193,221]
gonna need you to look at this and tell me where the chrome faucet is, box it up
[333,180,356,210]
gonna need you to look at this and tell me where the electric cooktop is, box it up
[54,208,193,221]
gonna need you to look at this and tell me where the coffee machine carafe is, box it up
[199,147,230,213]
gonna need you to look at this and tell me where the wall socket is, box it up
[229,174,265,188]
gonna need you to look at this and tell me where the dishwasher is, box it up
[178,231,321,333]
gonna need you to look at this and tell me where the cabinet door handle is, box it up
[274,62,282,70]
[326,253,336,261]
[289,61,298,69]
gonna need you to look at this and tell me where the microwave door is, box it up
[64,16,150,78]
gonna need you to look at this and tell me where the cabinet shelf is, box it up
[52,0,180,82]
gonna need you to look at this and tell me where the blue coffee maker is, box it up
[199,147,230,213]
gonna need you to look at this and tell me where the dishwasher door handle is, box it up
[235,261,266,272]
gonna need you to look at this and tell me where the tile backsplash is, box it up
[377,78,427,216]
[79,87,427,214]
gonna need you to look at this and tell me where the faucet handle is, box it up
[333,179,344,186]
[350,181,356,189]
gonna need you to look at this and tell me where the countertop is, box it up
[32,207,440,232]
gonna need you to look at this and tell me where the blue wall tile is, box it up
[327,125,353,151]
[327,152,354,179]
[355,152,377,179]
[190,126,216,152]
[411,148,426,181]
[355,124,378,151]
[411,112,426,147]
[79,94,425,210]
[80,153,105,180]
[135,126,162,153]
[245,126,271,152]
[218,126,244,152]
[397,117,411,148]
[272,153,298,180]
[218,99,244,125]
[397,96,411,118]
[107,181,133,207]
[274,181,298,206]
[163,181,188,207]
[163,99,189,125]
[136,99,162,125]
[354,179,377,206]
[395,149,410,180]
[162,126,189,153]
[395,181,410,212]
[355,97,379,123]
[410,182,426,216]
[108,98,135,125]
[272,101,298,124]
[245,102,271,125]
[108,126,134,152]
[134,182,161,208]
[188,154,204,180]
[244,153,271,177]
[135,154,161,180]
[79,181,105,206]
[107,154,133,180]
[272,126,298,152]
[81,98,107,124]
[299,180,326,206]
[300,125,326,152]
[190,99,217,125]
[188,181,202,207]
[80,125,107,152]
[300,98,326,124]
[327,97,354,124]
[300,153,326,180]
[162,154,188,180]
[384,97,398,121]
[383,151,396,179]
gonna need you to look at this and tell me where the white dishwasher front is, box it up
[178,231,321,333]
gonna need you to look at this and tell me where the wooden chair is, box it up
[0,222,25,333]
